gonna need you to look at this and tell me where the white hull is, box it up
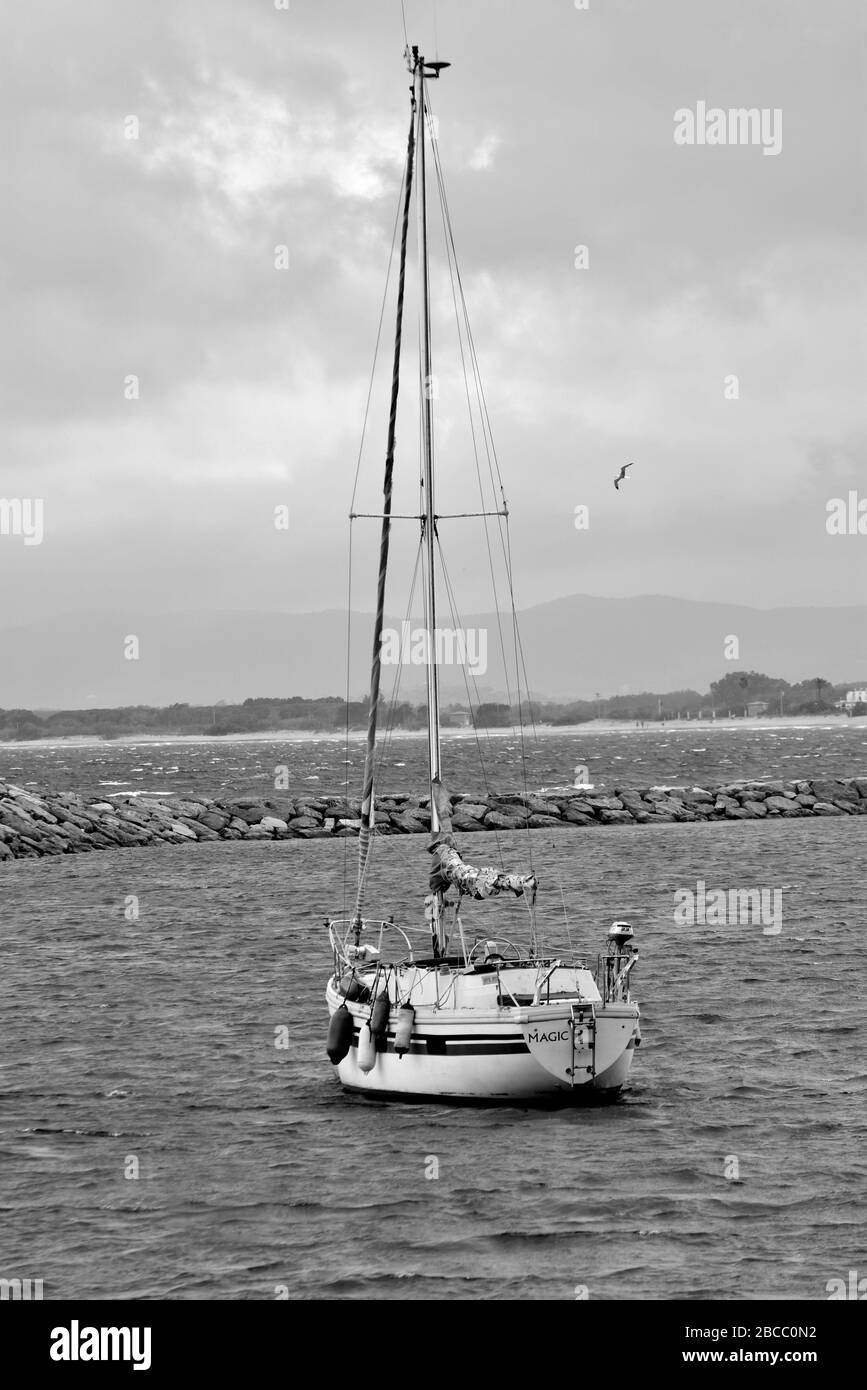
[325,979,639,1104]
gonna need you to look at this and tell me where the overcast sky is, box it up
[1,0,864,632]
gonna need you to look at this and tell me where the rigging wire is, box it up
[349,152,410,517]
[342,519,355,918]
[428,118,516,721]
[363,538,425,898]
[343,149,409,913]
[424,81,538,874]
[435,538,508,869]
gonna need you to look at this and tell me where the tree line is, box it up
[0,672,863,740]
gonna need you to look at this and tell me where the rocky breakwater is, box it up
[0,777,865,861]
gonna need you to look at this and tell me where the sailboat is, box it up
[324,46,641,1103]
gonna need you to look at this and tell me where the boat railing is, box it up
[596,950,639,1003]
[328,917,415,969]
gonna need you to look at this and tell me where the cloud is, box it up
[0,0,864,653]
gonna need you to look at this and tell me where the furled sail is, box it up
[430,841,538,903]
[428,779,537,903]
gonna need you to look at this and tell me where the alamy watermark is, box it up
[826,491,867,535]
[674,879,783,935]
[674,102,782,157]
[0,498,44,545]
[826,1269,866,1299]
[380,622,487,676]
[1,1277,43,1300]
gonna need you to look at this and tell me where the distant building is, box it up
[845,689,867,711]
[449,707,471,728]
[746,701,768,717]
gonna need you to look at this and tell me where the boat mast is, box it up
[414,48,443,842]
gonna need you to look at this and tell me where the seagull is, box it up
[614,462,635,491]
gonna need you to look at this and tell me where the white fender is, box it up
[358,1022,377,1074]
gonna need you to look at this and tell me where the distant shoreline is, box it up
[0,713,864,752]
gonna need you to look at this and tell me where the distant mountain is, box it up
[0,596,865,709]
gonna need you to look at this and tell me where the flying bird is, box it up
[614,462,635,491]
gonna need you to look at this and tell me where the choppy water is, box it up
[2,817,865,1299]
[2,722,867,802]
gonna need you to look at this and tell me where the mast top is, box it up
[405,45,451,78]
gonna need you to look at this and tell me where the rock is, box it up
[288,816,321,830]
[528,813,564,828]
[811,780,858,804]
[322,800,361,819]
[584,796,624,812]
[226,803,268,824]
[178,818,220,841]
[113,807,156,828]
[169,821,198,840]
[562,807,595,825]
[0,805,35,835]
[598,809,635,824]
[450,815,485,832]
[0,841,14,859]
[742,800,768,817]
[8,794,57,823]
[765,795,800,814]
[489,800,530,821]
[260,816,289,835]
[796,794,817,807]
[454,802,491,820]
[484,811,526,830]
[243,825,273,839]
[812,801,845,816]
[198,810,230,831]
[725,806,756,819]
